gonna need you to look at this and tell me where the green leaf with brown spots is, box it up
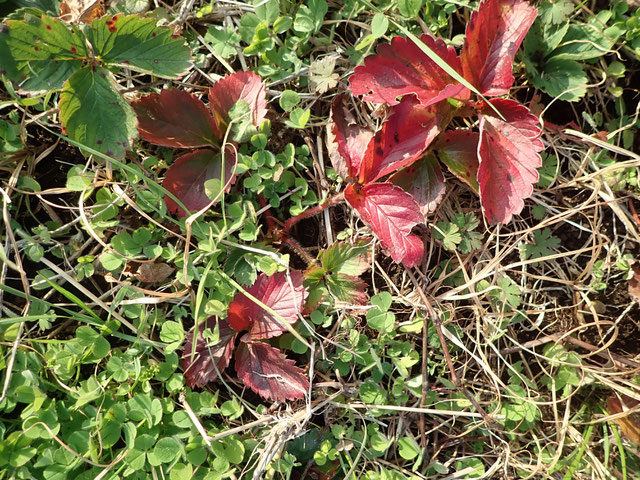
[0,12,87,92]
[60,66,138,159]
[86,14,192,78]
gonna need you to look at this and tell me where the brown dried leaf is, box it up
[137,263,175,284]
[606,394,640,445]
[59,0,104,24]
[628,262,640,301]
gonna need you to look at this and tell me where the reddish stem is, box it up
[280,236,316,265]
[283,192,345,236]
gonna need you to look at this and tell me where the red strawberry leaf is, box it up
[181,317,237,388]
[163,148,236,217]
[477,98,543,224]
[235,340,309,401]
[227,271,307,340]
[326,94,373,180]
[358,96,440,184]
[208,71,268,132]
[437,130,480,193]
[132,89,221,148]
[460,0,538,96]
[345,182,424,267]
[350,34,467,106]
[390,154,446,217]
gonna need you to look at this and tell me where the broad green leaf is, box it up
[20,60,82,92]
[551,23,621,61]
[0,12,87,90]
[87,14,192,78]
[0,0,58,17]
[528,56,586,102]
[320,241,370,276]
[398,436,420,460]
[397,0,423,19]
[371,13,388,38]
[253,0,279,25]
[60,66,138,159]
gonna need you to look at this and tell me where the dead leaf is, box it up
[137,263,175,284]
[606,394,640,446]
[309,56,339,94]
[59,0,104,24]
[628,262,640,301]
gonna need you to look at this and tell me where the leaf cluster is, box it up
[0,11,192,157]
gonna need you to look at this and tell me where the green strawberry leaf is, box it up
[20,60,82,92]
[528,56,587,102]
[60,66,137,159]
[551,23,621,61]
[0,12,87,91]
[87,14,192,78]
[320,241,370,276]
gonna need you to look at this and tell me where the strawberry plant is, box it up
[343,0,544,233]
[181,271,309,401]
[0,11,192,158]
[131,71,267,216]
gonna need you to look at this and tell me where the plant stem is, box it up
[283,191,345,236]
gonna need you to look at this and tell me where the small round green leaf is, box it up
[279,90,301,112]
[371,13,388,38]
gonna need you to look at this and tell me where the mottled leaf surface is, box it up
[460,0,537,95]
[87,14,192,78]
[163,149,236,217]
[358,97,440,184]
[390,154,445,216]
[235,341,309,401]
[350,33,466,106]
[437,130,480,193]
[181,317,237,388]
[132,89,220,148]
[208,71,268,131]
[345,182,424,267]
[60,66,137,159]
[227,271,307,339]
[477,98,543,224]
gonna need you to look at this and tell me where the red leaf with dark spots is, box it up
[181,317,237,388]
[326,94,373,180]
[390,154,446,217]
[345,182,424,267]
[235,340,309,401]
[227,271,307,339]
[477,98,543,224]
[460,0,537,96]
[163,148,236,217]
[358,96,440,184]
[209,71,268,132]
[132,89,220,148]
[437,130,480,193]
[350,34,467,106]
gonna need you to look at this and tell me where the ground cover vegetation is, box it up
[1,0,640,478]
